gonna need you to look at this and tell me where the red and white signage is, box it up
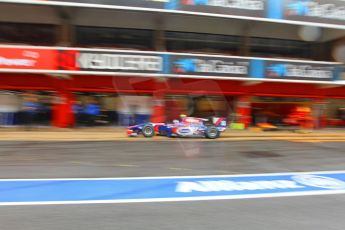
[0,48,57,70]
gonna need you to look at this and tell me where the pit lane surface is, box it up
[0,140,344,230]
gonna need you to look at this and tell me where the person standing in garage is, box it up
[84,98,100,126]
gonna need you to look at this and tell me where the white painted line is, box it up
[0,190,344,206]
[0,170,344,181]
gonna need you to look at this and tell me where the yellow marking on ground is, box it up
[288,139,345,143]
[289,140,322,143]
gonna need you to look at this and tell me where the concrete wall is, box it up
[0,4,60,24]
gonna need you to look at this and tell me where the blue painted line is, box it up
[0,171,344,205]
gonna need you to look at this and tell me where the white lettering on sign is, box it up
[285,65,333,79]
[176,180,304,193]
[207,0,264,10]
[292,175,345,190]
[22,51,40,59]
[77,53,163,71]
[0,56,36,67]
[301,2,345,20]
[195,59,248,74]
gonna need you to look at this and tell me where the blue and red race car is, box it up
[127,116,227,139]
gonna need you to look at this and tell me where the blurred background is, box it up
[0,2,345,229]
[0,0,344,130]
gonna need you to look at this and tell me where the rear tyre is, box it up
[205,126,219,139]
[142,124,155,138]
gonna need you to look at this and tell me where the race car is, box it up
[127,116,227,139]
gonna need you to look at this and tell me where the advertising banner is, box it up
[0,171,344,205]
[168,54,251,78]
[168,54,340,81]
[265,60,336,81]
[177,0,266,18]
[250,59,338,81]
[0,46,342,82]
[75,50,164,74]
[0,47,57,70]
[279,0,345,26]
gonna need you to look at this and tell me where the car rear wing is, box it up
[212,117,227,128]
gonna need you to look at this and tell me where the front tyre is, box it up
[142,124,155,138]
[205,126,219,139]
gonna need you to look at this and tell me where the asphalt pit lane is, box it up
[242,151,282,158]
